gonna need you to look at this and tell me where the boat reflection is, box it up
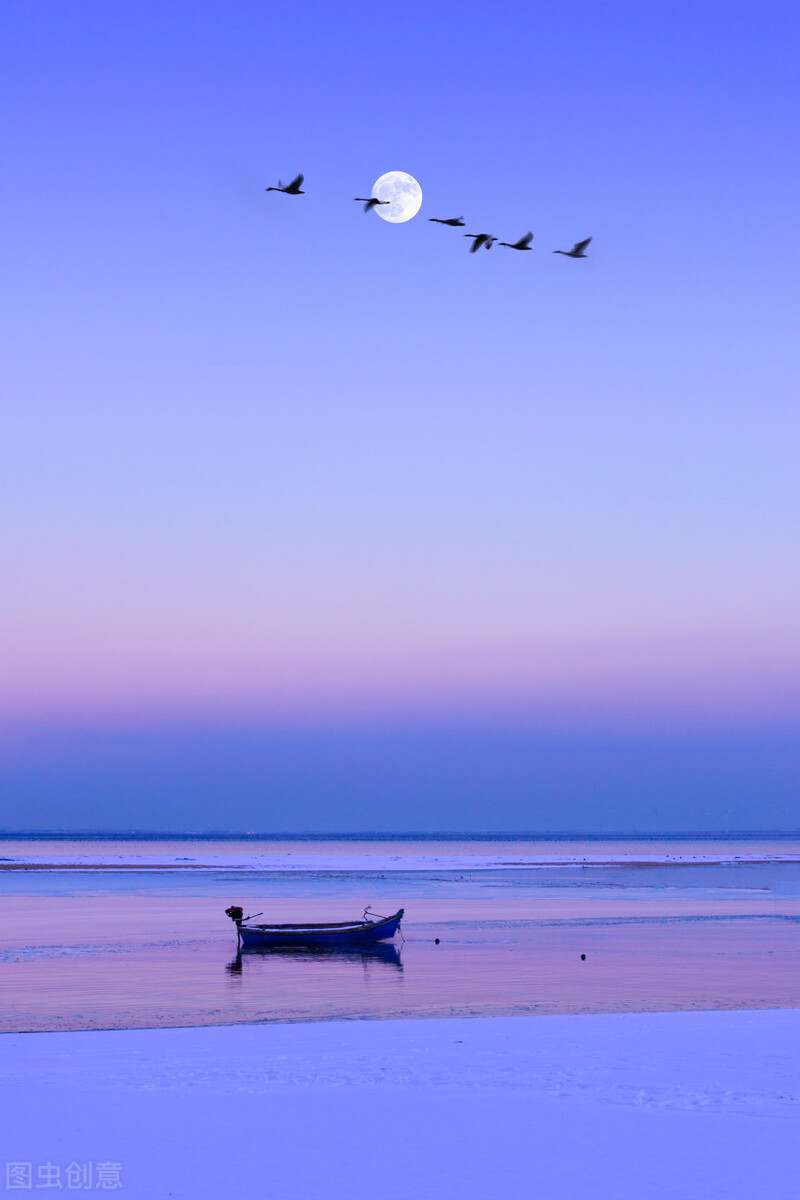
[226,940,403,975]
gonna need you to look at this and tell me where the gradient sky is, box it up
[1,1,798,830]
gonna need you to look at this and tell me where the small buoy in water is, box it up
[580,953,586,960]
[435,938,440,944]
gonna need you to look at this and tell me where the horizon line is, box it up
[2,829,798,841]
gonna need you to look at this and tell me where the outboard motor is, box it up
[225,905,244,926]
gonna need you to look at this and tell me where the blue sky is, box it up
[1,1,798,830]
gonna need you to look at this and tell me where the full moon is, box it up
[372,171,422,223]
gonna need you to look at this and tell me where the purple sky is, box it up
[1,2,798,829]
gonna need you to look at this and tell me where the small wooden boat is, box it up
[225,905,404,948]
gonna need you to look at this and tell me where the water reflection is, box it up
[226,941,403,976]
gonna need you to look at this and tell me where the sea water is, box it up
[1,834,799,1031]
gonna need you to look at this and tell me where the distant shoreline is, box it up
[3,852,800,871]
[2,830,799,842]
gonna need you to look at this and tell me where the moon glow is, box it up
[372,171,422,223]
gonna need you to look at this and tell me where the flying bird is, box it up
[354,197,390,213]
[553,238,592,258]
[464,233,496,252]
[429,216,465,226]
[499,232,534,251]
[265,173,305,195]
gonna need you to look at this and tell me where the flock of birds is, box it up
[265,173,592,259]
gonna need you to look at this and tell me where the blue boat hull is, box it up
[238,910,404,948]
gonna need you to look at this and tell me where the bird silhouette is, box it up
[464,233,496,252]
[354,197,391,213]
[429,216,465,226]
[265,173,305,195]
[553,238,592,258]
[499,232,534,251]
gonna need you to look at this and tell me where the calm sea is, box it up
[1,834,799,1031]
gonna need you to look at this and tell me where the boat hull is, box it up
[238,910,403,948]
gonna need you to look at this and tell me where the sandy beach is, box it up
[2,1009,798,1199]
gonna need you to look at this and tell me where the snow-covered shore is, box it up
[3,850,800,871]
[2,1010,798,1199]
